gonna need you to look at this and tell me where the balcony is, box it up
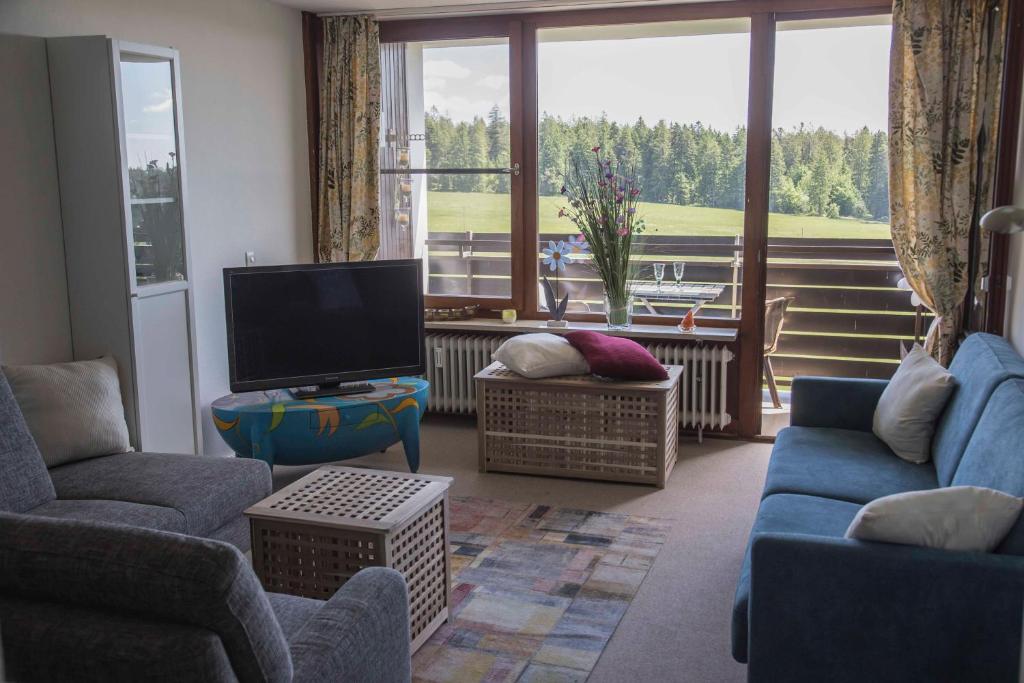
[425,231,928,408]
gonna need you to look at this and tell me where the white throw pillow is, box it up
[3,356,131,468]
[492,333,589,379]
[873,344,956,463]
[845,486,1023,552]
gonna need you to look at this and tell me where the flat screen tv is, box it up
[224,260,424,395]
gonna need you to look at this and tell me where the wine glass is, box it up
[653,262,665,292]
[673,262,685,290]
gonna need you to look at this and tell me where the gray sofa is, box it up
[0,371,413,681]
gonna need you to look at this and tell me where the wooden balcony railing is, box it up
[424,231,929,387]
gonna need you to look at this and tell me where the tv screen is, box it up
[224,260,424,393]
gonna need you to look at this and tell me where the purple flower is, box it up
[615,193,624,204]
[560,185,568,195]
[630,188,640,197]
[616,215,625,224]
[592,146,601,153]
[558,208,566,218]
[617,225,629,237]
[598,180,607,188]
[604,171,614,180]
[627,207,636,215]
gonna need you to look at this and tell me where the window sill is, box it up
[424,318,738,343]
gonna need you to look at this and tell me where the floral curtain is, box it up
[889,0,1008,365]
[317,15,381,263]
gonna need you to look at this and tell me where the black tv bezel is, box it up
[223,259,425,394]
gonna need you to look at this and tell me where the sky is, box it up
[420,23,891,135]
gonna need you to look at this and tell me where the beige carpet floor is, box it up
[273,414,772,683]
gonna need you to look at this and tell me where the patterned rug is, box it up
[413,497,671,683]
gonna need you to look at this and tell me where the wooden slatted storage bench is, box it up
[475,362,682,487]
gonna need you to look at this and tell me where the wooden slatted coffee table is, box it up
[246,465,452,652]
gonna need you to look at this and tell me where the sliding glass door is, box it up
[761,14,905,434]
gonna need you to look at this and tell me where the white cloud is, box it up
[424,91,509,122]
[423,77,447,91]
[143,88,172,114]
[423,59,471,80]
[478,74,508,90]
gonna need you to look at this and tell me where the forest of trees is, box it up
[423,105,891,222]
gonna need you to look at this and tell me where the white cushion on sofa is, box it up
[493,333,589,379]
[3,356,131,468]
[845,486,1023,552]
[873,344,956,463]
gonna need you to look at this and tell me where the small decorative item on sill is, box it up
[541,237,588,328]
[501,309,518,324]
[424,305,479,322]
[679,303,702,332]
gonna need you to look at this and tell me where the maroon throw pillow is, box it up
[564,330,669,381]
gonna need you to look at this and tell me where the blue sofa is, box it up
[732,333,1024,682]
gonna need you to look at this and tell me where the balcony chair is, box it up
[764,296,795,409]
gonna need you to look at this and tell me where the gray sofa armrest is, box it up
[748,533,1024,683]
[290,567,411,683]
[790,376,888,432]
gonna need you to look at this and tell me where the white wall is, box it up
[0,0,313,454]
[0,35,72,366]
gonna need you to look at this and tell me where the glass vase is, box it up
[604,293,633,330]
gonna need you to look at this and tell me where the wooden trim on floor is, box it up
[737,12,775,438]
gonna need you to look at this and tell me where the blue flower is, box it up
[542,240,570,272]
[567,234,589,256]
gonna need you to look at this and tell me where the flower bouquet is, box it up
[558,147,645,328]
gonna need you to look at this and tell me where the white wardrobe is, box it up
[47,36,202,454]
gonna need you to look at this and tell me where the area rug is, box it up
[413,497,671,683]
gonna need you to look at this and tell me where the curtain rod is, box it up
[318,0,686,20]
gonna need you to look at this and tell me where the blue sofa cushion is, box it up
[933,333,1024,486]
[0,372,56,513]
[48,452,271,537]
[762,426,939,504]
[27,499,186,533]
[949,379,1024,555]
[732,493,862,663]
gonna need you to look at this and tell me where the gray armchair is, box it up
[0,513,412,682]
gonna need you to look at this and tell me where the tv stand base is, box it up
[291,382,375,399]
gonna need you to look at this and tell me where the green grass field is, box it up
[426,191,890,239]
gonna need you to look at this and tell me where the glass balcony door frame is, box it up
[377,2,893,437]
[381,20,527,312]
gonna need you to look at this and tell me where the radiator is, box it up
[646,342,734,440]
[424,333,504,414]
[424,332,734,438]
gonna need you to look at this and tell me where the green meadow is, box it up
[426,192,891,239]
